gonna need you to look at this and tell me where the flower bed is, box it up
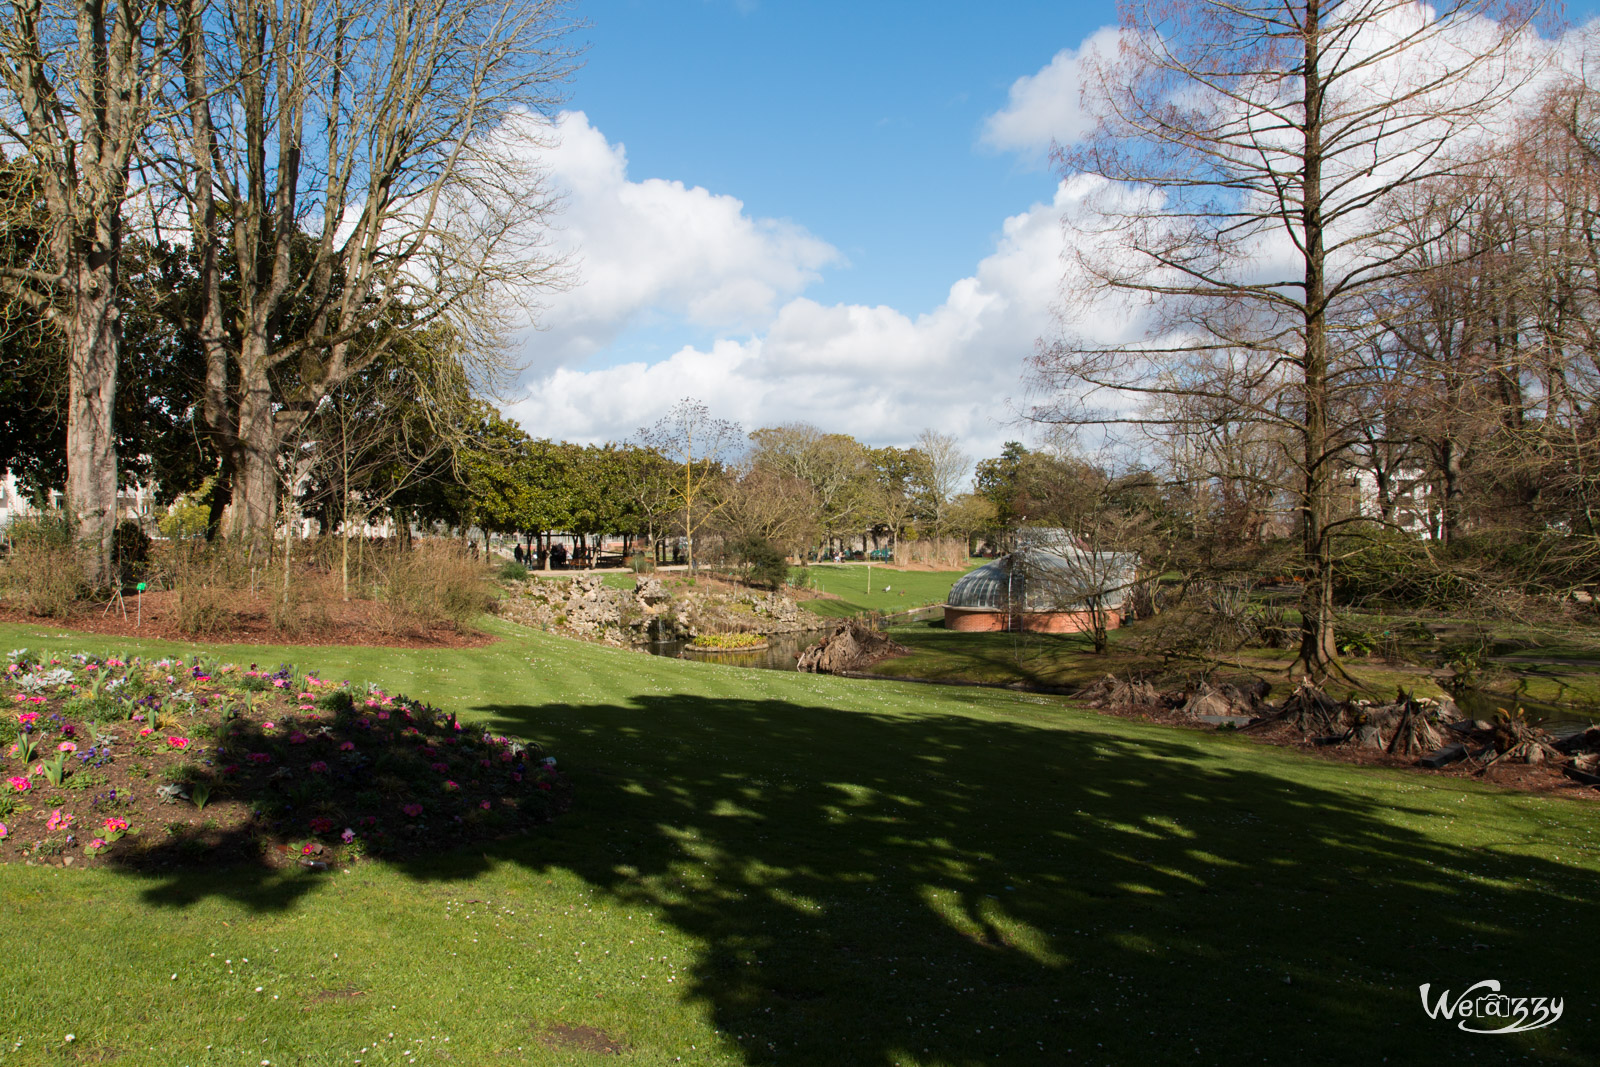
[0,648,567,869]
[684,632,769,652]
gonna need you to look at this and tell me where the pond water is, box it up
[643,629,832,671]
[1450,688,1598,737]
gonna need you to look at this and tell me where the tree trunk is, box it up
[1293,2,1340,680]
[64,257,120,589]
[223,362,281,544]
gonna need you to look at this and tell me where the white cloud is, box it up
[521,110,838,372]
[980,26,1125,160]
[503,175,1140,461]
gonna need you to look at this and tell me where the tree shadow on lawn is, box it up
[121,691,1597,1065]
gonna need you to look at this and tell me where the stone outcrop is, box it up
[796,619,908,674]
[499,574,816,647]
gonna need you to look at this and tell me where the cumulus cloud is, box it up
[517,110,838,373]
[503,175,1142,460]
[980,26,1125,160]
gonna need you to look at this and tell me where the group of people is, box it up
[513,542,591,569]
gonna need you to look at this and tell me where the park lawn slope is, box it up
[796,563,974,619]
[0,617,1595,1066]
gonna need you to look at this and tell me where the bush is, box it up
[113,520,152,583]
[1,513,87,618]
[497,560,529,581]
[688,631,767,650]
[628,553,656,573]
[734,536,789,591]
[379,541,495,630]
[162,543,245,636]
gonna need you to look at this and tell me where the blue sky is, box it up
[566,1,1101,317]
[501,1,1600,462]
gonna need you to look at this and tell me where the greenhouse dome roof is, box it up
[946,547,1136,613]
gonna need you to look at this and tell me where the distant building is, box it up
[943,545,1138,634]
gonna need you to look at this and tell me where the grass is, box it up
[793,563,977,619]
[0,616,1597,1065]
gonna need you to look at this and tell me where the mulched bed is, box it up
[0,589,496,649]
[1090,698,1600,800]
[0,649,567,870]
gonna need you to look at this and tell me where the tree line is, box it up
[0,0,576,586]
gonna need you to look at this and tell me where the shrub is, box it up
[380,541,495,630]
[1,513,87,617]
[732,535,788,590]
[628,553,656,573]
[112,520,152,583]
[497,560,529,581]
[165,545,242,636]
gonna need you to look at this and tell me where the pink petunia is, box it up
[167,736,190,750]
[103,817,128,834]
[6,776,29,792]
[57,741,77,753]
[16,711,38,725]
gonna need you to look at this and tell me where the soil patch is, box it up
[536,1024,628,1055]
[0,589,495,649]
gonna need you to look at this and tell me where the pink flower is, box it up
[45,809,72,832]
[167,736,191,750]
[430,762,449,773]
[288,732,308,744]
[364,698,379,708]
[16,711,38,725]
[479,759,492,769]
[309,817,335,834]
[25,696,43,705]
[86,837,106,850]
[57,741,77,753]
[341,828,356,844]
[138,727,154,737]
[298,704,314,712]
[6,776,29,792]
[301,842,318,855]
[272,678,288,688]
[103,817,128,834]
[401,803,423,817]
[246,752,271,764]
[297,692,315,701]
[0,823,8,839]
[538,782,552,791]
[339,741,355,752]
[377,711,390,720]
[308,761,329,774]
[442,780,460,792]
[479,800,491,810]
[261,721,276,730]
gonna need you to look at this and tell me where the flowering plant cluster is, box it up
[0,649,567,868]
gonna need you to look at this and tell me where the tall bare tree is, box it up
[1030,0,1542,677]
[0,0,172,584]
[162,0,575,545]
[635,398,742,572]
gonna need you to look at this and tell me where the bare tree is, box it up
[635,398,742,572]
[0,0,172,584]
[1030,0,1543,677]
[914,428,970,535]
[161,0,575,545]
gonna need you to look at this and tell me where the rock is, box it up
[796,619,908,674]
[1419,743,1468,769]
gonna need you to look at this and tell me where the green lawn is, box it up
[0,616,1596,1065]
[795,563,976,618]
